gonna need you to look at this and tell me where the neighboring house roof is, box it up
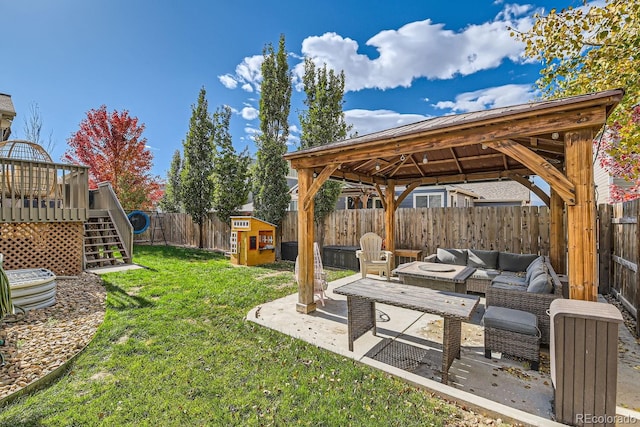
[451,181,530,202]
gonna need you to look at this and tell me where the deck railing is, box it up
[90,182,133,262]
[0,157,89,223]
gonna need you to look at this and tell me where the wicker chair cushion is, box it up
[467,249,499,269]
[498,252,539,272]
[492,274,527,287]
[470,269,500,280]
[527,272,553,293]
[483,306,538,336]
[436,248,467,266]
[490,282,528,291]
[525,257,545,282]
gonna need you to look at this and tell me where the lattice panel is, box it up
[0,222,83,276]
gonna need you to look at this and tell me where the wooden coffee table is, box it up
[392,261,475,293]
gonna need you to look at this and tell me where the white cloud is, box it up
[241,106,259,120]
[218,74,238,89]
[287,133,299,147]
[345,109,429,136]
[294,5,536,92]
[226,3,544,97]
[432,84,539,113]
[289,124,300,134]
[222,55,264,92]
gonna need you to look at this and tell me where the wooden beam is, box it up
[549,188,566,275]
[449,148,463,173]
[287,106,607,168]
[390,155,410,176]
[296,168,316,313]
[487,140,576,205]
[374,183,387,211]
[302,163,340,211]
[565,129,597,301]
[508,174,551,207]
[334,167,533,188]
[385,179,396,269]
[409,154,426,177]
[395,181,422,208]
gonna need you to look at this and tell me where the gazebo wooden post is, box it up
[565,129,597,301]
[385,179,396,269]
[549,188,566,274]
[296,168,316,313]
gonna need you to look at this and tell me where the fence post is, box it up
[598,204,612,295]
[636,202,640,337]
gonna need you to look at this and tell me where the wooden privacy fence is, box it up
[599,199,639,334]
[140,206,551,256]
[133,212,231,251]
[281,206,551,256]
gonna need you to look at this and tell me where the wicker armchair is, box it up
[485,257,563,345]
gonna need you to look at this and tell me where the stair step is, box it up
[84,212,131,268]
[84,236,120,241]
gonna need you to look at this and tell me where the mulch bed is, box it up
[0,273,106,400]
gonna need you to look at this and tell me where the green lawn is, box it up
[0,245,469,426]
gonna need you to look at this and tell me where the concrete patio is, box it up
[247,273,640,426]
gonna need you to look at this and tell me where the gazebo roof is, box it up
[284,89,624,189]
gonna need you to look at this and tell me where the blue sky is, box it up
[2,0,580,184]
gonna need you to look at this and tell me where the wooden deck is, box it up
[1,158,89,223]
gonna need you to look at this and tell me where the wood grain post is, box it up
[385,179,396,269]
[550,188,566,274]
[296,168,316,313]
[636,205,640,337]
[598,204,612,295]
[565,129,597,301]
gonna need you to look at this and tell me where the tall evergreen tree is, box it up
[299,58,351,245]
[159,149,183,213]
[252,34,292,228]
[181,87,215,248]
[211,105,251,224]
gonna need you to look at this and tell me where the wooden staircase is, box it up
[84,210,131,269]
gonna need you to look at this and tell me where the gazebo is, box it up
[284,88,624,314]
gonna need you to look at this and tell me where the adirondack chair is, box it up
[355,232,393,281]
[294,242,329,306]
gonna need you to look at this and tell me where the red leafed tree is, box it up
[64,105,162,210]
[596,105,640,203]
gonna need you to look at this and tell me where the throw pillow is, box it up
[498,252,540,272]
[436,248,467,266]
[527,273,553,293]
[467,249,499,269]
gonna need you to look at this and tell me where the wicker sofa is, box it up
[424,248,563,344]
[424,248,541,294]
[486,258,563,345]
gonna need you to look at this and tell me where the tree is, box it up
[211,105,250,224]
[64,105,161,210]
[159,149,183,213]
[597,105,640,202]
[181,87,215,248]
[23,102,54,154]
[515,0,640,174]
[252,34,292,229]
[299,58,351,245]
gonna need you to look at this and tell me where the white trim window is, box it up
[413,192,444,208]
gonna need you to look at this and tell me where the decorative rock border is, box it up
[0,273,106,403]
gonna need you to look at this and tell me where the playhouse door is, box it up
[239,232,248,265]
